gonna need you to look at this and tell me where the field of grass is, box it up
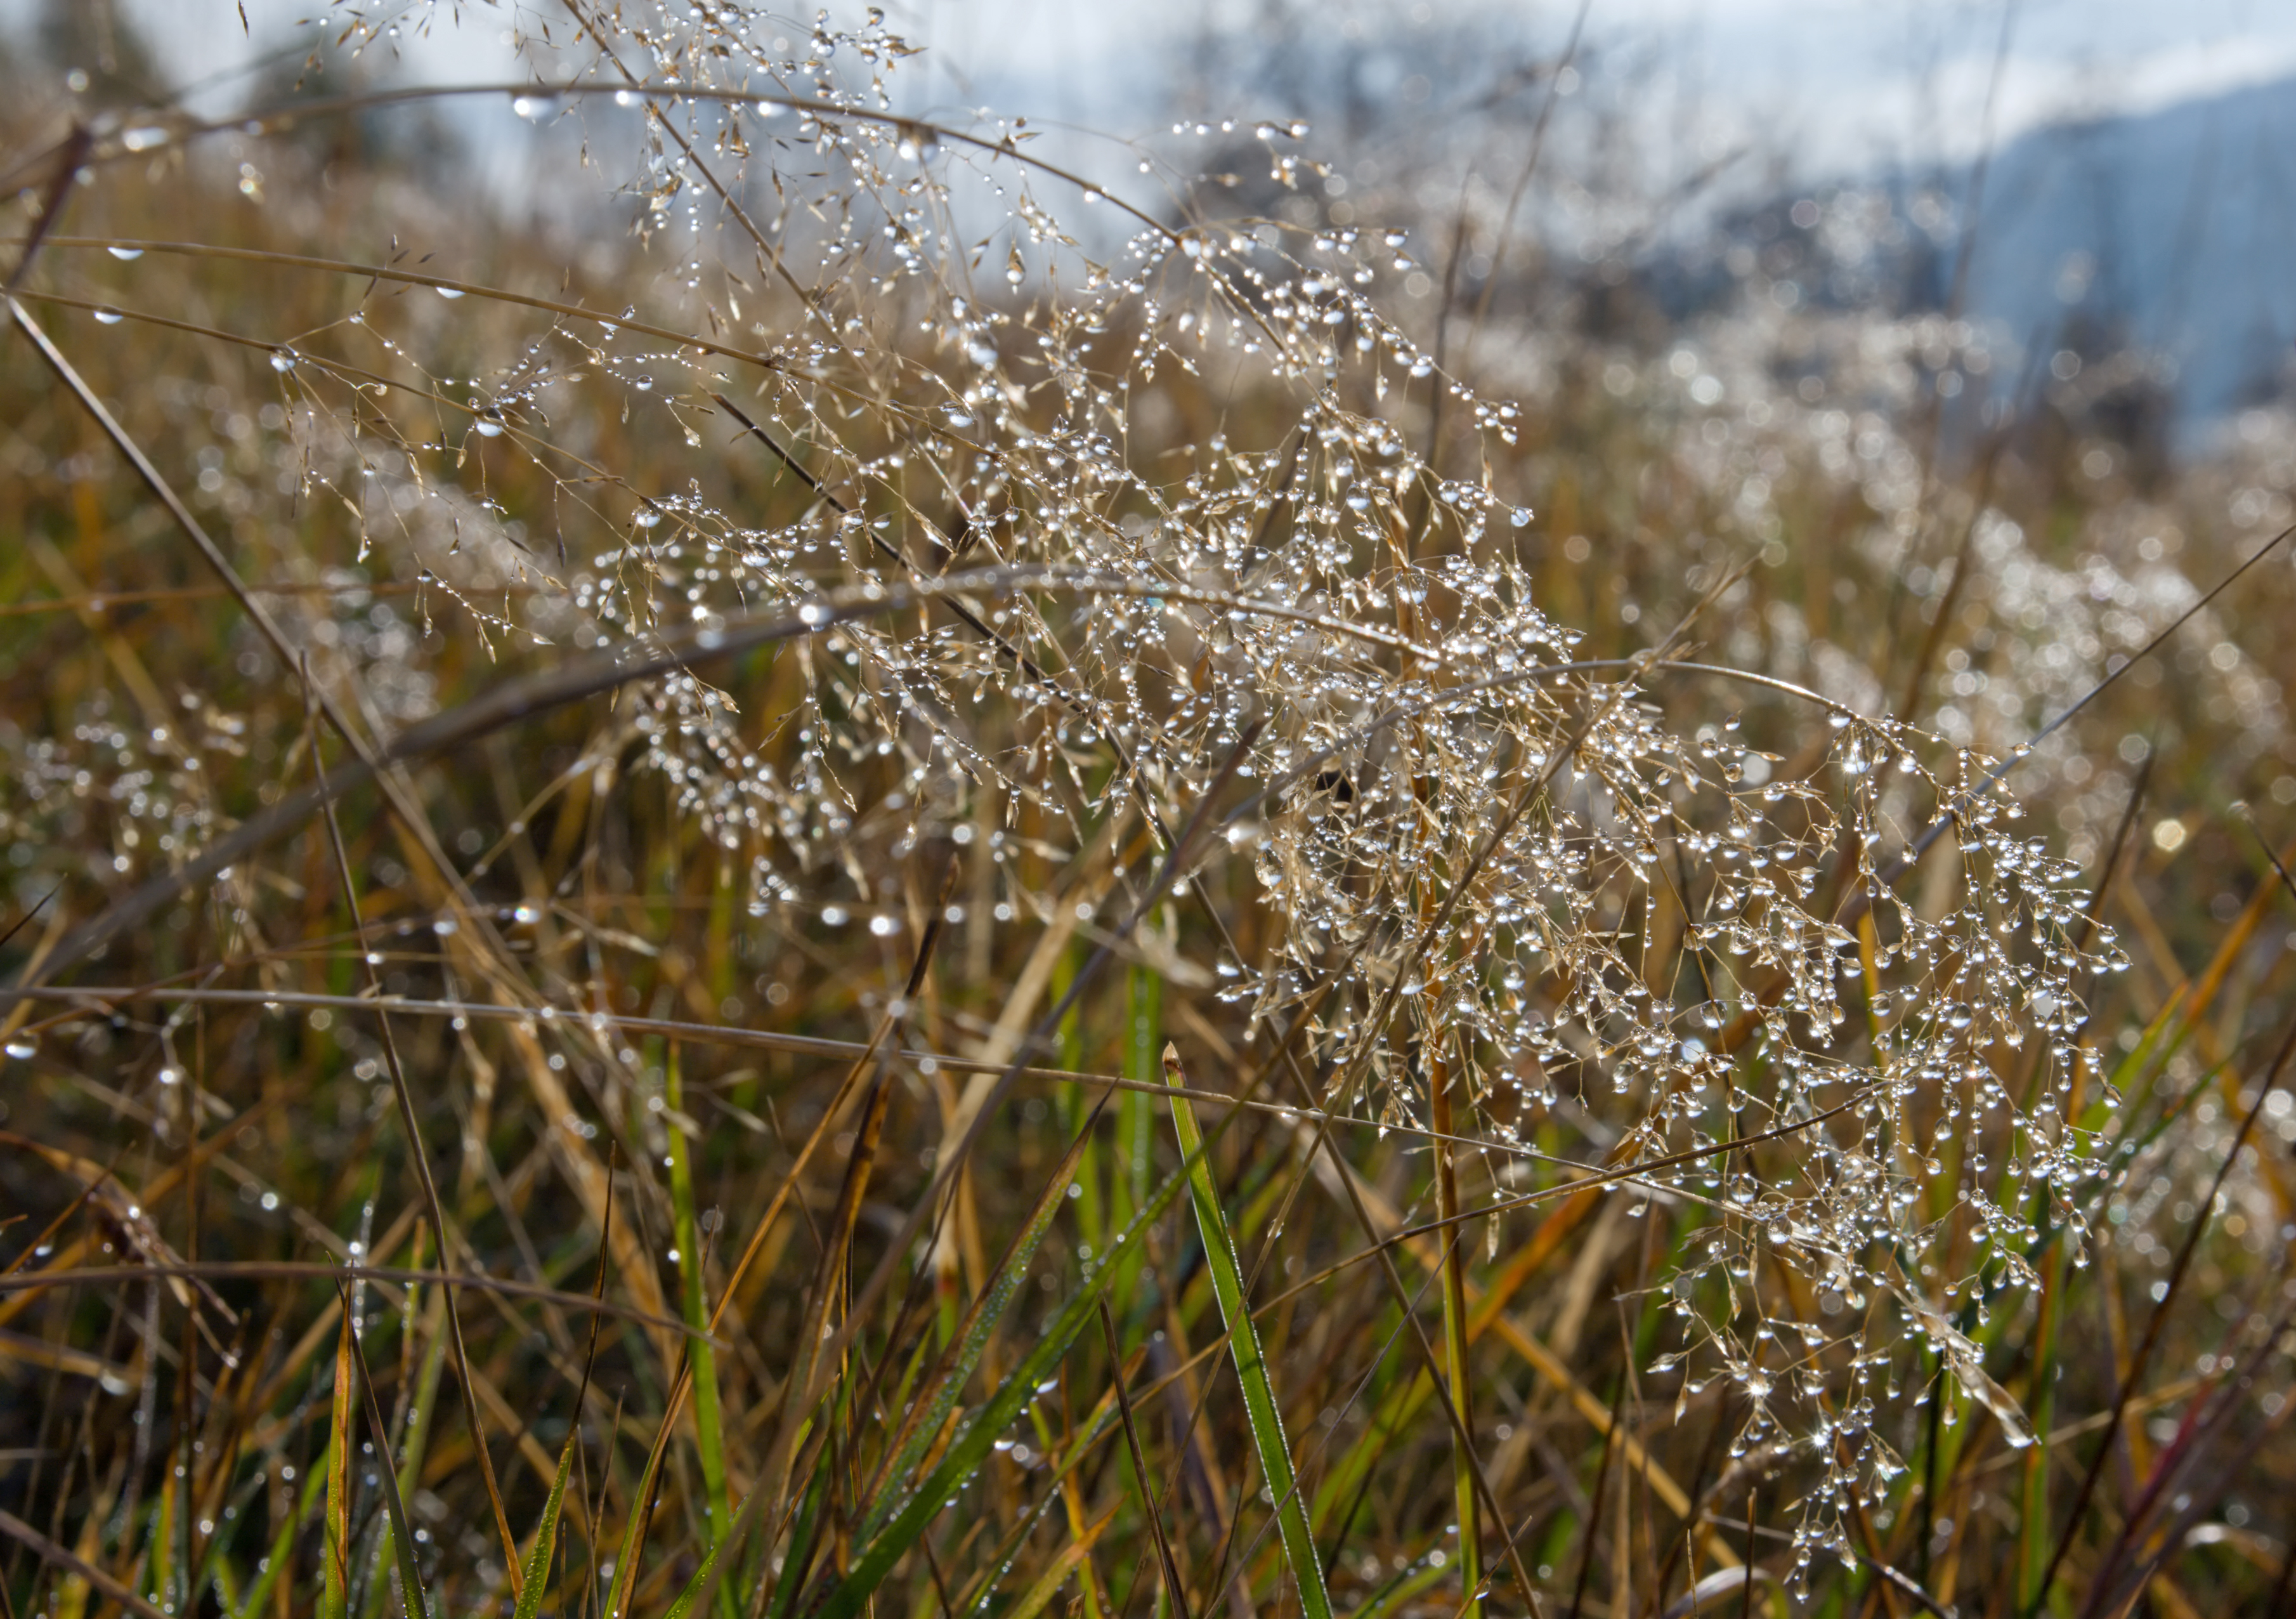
[4,8,2296,1619]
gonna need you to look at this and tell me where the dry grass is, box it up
[3,9,2295,1619]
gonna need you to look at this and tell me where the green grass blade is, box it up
[662,1454,808,1619]
[653,1431,832,1619]
[661,1521,735,1619]
[764,1445,833,1619]
[663,1043,734,1615]
[660,1536,727,1619]
[358,1240,450,1619]
[810,1112,1208,1619]
[1161,1044,1335,1619]
[858,1089,1110,1539]
[663,1045,731,1533]
[344,1309,433,1619]
[1112,965,1162,1316]
[670,1102,1137,1619]
[509,1417,582,1619]
[601,1438,659,1619]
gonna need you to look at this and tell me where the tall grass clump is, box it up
[2,6,2294,1619]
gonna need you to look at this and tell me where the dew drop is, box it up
[94,306,124,325]
[108,246,143,261]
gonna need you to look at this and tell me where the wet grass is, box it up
[3,11,2296,1619]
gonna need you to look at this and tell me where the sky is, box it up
[9,0,2296,429]
[8,0,2296,178]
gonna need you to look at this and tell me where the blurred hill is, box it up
[1643,68,2296,447]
